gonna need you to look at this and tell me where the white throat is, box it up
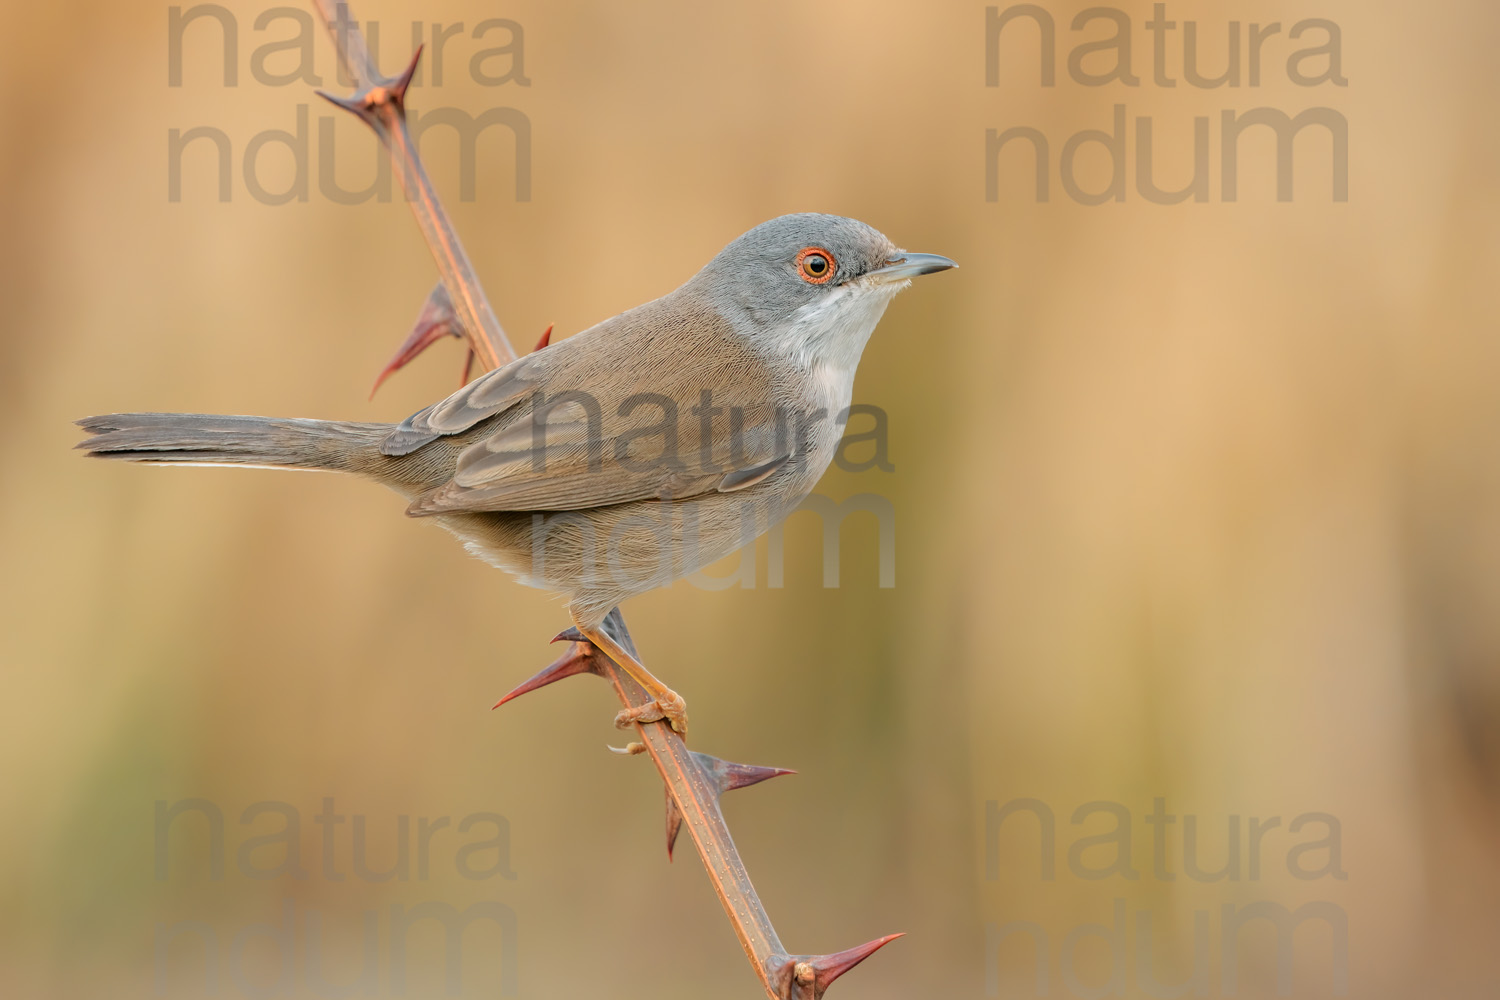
[762,280,904,405]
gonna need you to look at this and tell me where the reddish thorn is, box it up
[812,933,905,992]
[370,283,461,399]
[719,764,796,793]
[689,752,796,794]
[315,89,364,114]
[552,626,586,645]
[665,790,683,862]
[664,755,790,859]
[532,323,554,353]
[389,45,423,104]
[491,643,600,710]
[322,45,423,121]
[459,348,476,387]
[772,934,905,999]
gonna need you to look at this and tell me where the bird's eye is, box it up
[796,247,835,285]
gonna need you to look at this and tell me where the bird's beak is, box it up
[863,252,958,284]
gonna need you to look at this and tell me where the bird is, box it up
[77,213,956,735]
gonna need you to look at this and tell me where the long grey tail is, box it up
[76,413,392,473]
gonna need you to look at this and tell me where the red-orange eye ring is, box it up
[796,247,836,284]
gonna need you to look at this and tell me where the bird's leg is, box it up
[574,622,689,735]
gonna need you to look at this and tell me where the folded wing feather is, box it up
[387,298,797,516]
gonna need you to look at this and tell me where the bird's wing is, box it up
[380,349,546,456]
[396,299,797,516]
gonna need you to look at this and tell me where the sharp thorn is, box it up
[532,323,554,353]
[315,89,363,114]
[315,87,388,136]
[771,934,905,999]
[689,751,796,795]
[665,753,791,863]
[810,934,905,996]
[389,44,423,104]
[370,282,462,399]
[607,742,646,756]
[665,790,683,862]
[552,626,586,644]
[492,642,601,709]
[460,347,476,387]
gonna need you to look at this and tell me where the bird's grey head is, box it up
[687,213,956,371]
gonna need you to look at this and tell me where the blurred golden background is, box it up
[2,0,1497,996]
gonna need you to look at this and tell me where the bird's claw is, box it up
[614,689,688,735]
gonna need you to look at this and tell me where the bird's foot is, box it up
[573,619,691,737]
[614,688,688,735]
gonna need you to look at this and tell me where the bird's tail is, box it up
[76,413,392,474]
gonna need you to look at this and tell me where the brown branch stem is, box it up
[306,4,899,996]
[592,615,787,996]
[310,0,511,371]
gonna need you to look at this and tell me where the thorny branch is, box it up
[307,3,901,995]
[310,0,511,374]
